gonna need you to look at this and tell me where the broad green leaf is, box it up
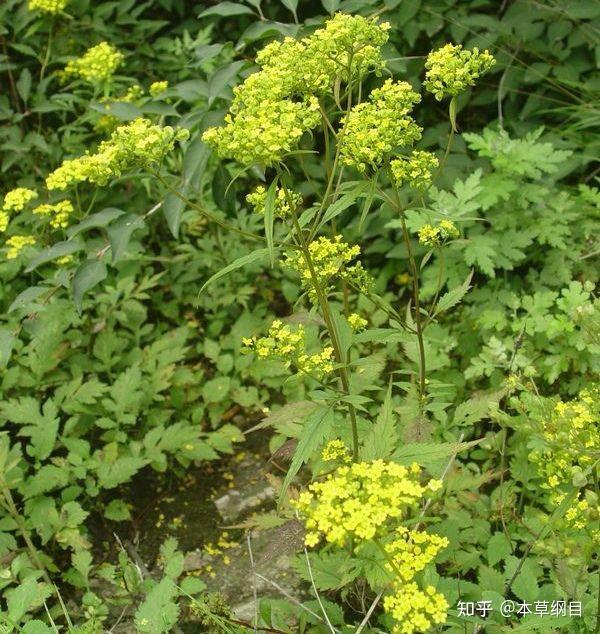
[199,2,255,17]
[26,237,84,272]
[392,439,481,474]
[162,192,185,238]
[106,213,145,262]
[67,208,125,238]
[72,260,107,313]
[8,286,50,313]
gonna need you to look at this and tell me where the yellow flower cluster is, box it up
[28,0,68,13]
[33,200,74,229]
[285,235,370,298]
[295,460,441,546]
[321,440,351,462]
[242,320,334,376]
[203,95,320,167]
[149,81,169,97]
[530,386,599,534]
[63,42,124,84]
[383,583,449,634]
[418,220,459,247]
[390,151,439,189]
[384,527,449,582]
[347,313,367,331]
[246,185,302,218]
[339,79,422,173]
[203,14,390,166]
[5,235,35,260]
[2,187,38,213]
[95,85,144,134]
[46,118,189,190]
[1,187,38,232]
[424,43,495,101]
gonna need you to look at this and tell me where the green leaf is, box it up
[199,248,271,294]
[293,551,360,590]
[487,532,512,566]
[207,60,246,105]
[135,578,180,633]
[280,0,298,15]
[67,208,125,238]
[264,178,278,267]
[0,328,16,367]
[7,576,40,623]
[72,260,107,313]
[162,192,185,238]
[202,376,231,403]
[26,238,84,272]
[280,408,333,503]
[107,213,145,263]
[212,163,237,213]
[22,621,53,634]
[434,270,473,316]
[17,68,31,103]
[104,499,131,521]
[8,286,50,313]
[199,2,255,17]
[362,383,397,460]
[392,439,481,474]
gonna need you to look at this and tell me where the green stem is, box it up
[290,210,360,461]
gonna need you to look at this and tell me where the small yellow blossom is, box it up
[383,582,448,634]
[390,150,439,189]
[149,81,169,97]
[56,255,74,266]
[384,527,449,581]
[339,79,422,173]
[63,42,124,84]
[0,212,8,233]
[28,0,68,13]
[347,313,367,331]
[33,200,74,229]
[5,235,35,260]
[246,185,302,218]
[243,320,334,377]
[285,235,371,299]
[295,459,442,546]
[46,118,189,190]
[418,220,459,247]
[321,440,351,462]
[424,43,495,101]
[2,187,38,213]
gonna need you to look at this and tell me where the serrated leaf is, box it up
[434,270,473,316]
[0,328,16,367]
[392,439,481,474]
[362,383,397,460]
[280,408,333,503]
[134,578,179,633]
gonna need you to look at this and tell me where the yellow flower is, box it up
[56,255,74,266]
[321,440,351,462]
[246,185,302,218]
[46,118,188,190]
[424,43,495,101]
[2,187,38,213]
[63,42,124,84]
[347,313,367,331]
[5,235,35,260]
[390,151,439,189]
[243,320,334,377]
[0,212,9,233]
[384,527,448,582]
[295,459,442,546]
[383,582,448,634]
[33,200,74,229]
[339,79,422,173]
[149,81,169,97]
[28,0,68,13]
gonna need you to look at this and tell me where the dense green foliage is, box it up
[0,0,598,632]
